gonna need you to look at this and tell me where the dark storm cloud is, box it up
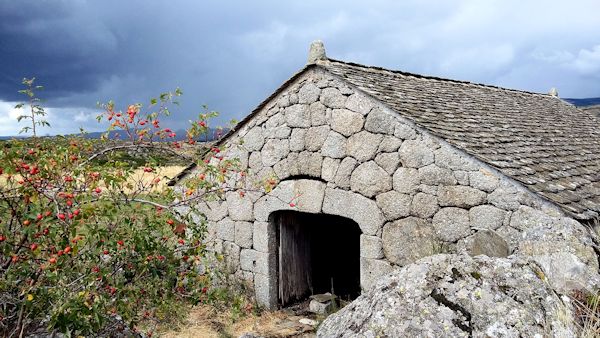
[0,0,599,135]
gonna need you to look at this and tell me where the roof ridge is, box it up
[325,57,553,99]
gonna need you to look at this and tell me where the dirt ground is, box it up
[159,304,319,338]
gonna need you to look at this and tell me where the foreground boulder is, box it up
[317,254,580,337]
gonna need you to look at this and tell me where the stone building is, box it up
[176,41,600,309]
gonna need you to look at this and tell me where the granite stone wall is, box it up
[187,67,595,308]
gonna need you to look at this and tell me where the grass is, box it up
[158,303,316,338]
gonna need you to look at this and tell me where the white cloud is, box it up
[0,100,103,136]
[569,45,600,75]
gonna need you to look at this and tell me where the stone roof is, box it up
[173,54,600,220]
[322,58,600,219]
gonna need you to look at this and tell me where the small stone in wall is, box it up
[321,157,341,182]
[410,192,439,219]
[248,151,263,171]
[346,131,383,162]
[438,185,486,208]
[334,157,357,188]
[432,207,471,243]
[509,205,554,230]
[297,151,323,177]
[418,164,457,186]
[350,161,392,198]
[374,152,401,174]
[320,87,347,108]
[392,167,420,194]
[277,94,290,108]
[394,123,417,140]
[216,217,236,242]
[345,93,373,115]
[469,229,509,257]
[399,139,434,168]
[261,139,290,167]
[309,102,328,126]
[242,127,265,151]
[360,235,384,259]
[321,131,347,158]
[285,104,311,128]
[235,221,253,249]
[454,170,470,185]
[469,169,500,192]
[270,125,292,139]
[223,241,241,273]
[376,190,411,221]
[382,217,437,266]
[226,191,254,221]
[360,257,393,291]
[330,109,365,136]
[298,82,321,104]
[378,135,403,152]
[469,205,506,230]
[305,125,331,151]
[364,107,396,135]
[289,128,306,152]
[253,221,274,253]
[265,112,285,129]
[434,146,479,171]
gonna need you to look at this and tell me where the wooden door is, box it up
[278,212,313,306]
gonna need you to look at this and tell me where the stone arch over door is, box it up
[253,179,390,308]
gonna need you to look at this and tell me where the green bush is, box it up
[0,79,242,337]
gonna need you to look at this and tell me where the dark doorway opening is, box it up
[272,210,361,307]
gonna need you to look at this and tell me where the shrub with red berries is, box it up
[0,79,247,337]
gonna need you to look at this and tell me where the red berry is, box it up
[49,257,57,264]
[57,250,64,256]
[57,213,66,220]
[0,235,5,242]
[94,187,102,194]
[117,240,124,246]
[178,239,185,245]
[64,246,71,254]
[23,220,31,226]
[30,243,38,251]
[166,219,174,225]
[36,214,43,221]
[103,249,109,255]
[73,209,80,216]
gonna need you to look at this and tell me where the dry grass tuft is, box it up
[572,290,600,337]
[159,303,316,338]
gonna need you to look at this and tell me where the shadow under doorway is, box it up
[271,210,361,307]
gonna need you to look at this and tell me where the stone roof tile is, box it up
[322,58,600,219]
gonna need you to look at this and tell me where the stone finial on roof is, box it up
[307,40,327,64]
[548,87,559,97]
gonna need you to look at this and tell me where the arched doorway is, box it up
[270,210,361,307]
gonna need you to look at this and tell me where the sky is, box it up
[0,0,599,136]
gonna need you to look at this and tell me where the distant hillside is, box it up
[0,128,228,141]
[564,97,600,107]
[581,105,600,118]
